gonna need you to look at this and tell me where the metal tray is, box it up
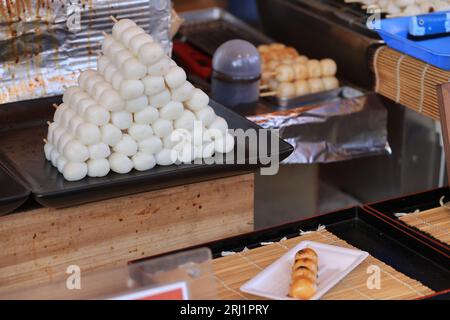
[0,100,293,209]
[130,207,450,298]
[264,86,365,108]
[0,165,29,215]
[365,187,450,256]
[179,7,273,56]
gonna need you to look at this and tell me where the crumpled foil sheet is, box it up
[0,0,171,104]
[248,93,391,163]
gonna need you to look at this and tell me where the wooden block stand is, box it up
[0,173,254,292]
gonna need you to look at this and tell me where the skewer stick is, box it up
[52,103,58,109]
[263,71,276,77]
[260,91,277,97]
[47,121,51,126]
[260,85,269,90]
[43,138,48,144]
[102,31,107,37]
[109,15,118,23]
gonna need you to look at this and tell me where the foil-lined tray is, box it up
[0,0,172,105]
[248,92,391,163]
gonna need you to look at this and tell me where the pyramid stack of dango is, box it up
[44,18,234,181]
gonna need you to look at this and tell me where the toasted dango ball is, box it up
[208,116,228,134]
[88,142,111,160]
[275,64,295,82]
[62,87,81,105]
[125,95,148,113]
[134,106,159,125]
[113,134,138,157]
[195,106,215,127]
[185,88,209,111]
[111,110,133,130]
[112,19,136,40]
[128,123,153,142]
[171,81,194,102]
[50,149,60,167]
[77,123,101,145]
[155,148,177,166]
[44,143,53,161]
[138,136,163,155]
[295,55,309,64]
[111,72,124,91]
[84,75,104,96]
[308,78,325,93]
[149,89,171,108]
[147,56,171,76]
[142,75,165,96]
[165,66,187,89]
[293,258,318,274]
[268,78,279,91]
[153,119,173,138]
[87,159,110,177]
[99,89,124,112]
[293,63,308,80]
[160,101,184,120]
[294,80,311,96]
[276,82,296,99]
[129,33,154,56]
[120,80,145,100]
[270,43,286,51]
[295,248,318,263]
[289,277,316,300]
[93,82,113,101]
[214,132,235,154]
[121,58,147,80]
[97,55,111,75]
[63,140,89,162]
[320,58,337,77]
[101,34,115,57]
[56,156,68,173]
[77,70,97,89]
[68,116,83,136]
[322,77,339,90]
[306,59,322,78]
[57,133,73,153]
[138,42,165,66]
[109,152,133,174]
[132,152,156,171]
[120,26,145,48]
[174,110,196,131]
[63,162,88,181]
[292,267,317,283]
[85,106,110,126]
[77,98,96,117]
[101,124,122,147]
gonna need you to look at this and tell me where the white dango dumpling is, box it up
[120,80,145,100]
[102,34,115,55]
[44,143,53,161]
[57,133,73,153]
[320,59,337,77]
[174,110,196,131]
[76,98,96,117]
[50,149,60,167]
[138,136,163,154]
[322,77,339,91]
[142,75,165,96]
[171,81,194,102]
[129,33,153,56]
[121,58,147,80]
[103,64,118,83]
[185,88,209,111]
[111,110,133,130]
[202,141,215,159]
[113,134,138,156]
[162,134,179,149]
[112,19,136,40]
[63,140,89,162]
[149,89,171,108]
[56,156,68,173]
[101,124,122,147]
[138,42,165,66]
[63,162,88,181]
[120,26,145,48]
[88,142,111,159]
[87,159,110,177]
[68,115,83,136]
[109,153,133,174]
[165,66,187,89]
[85,105,110,126]
[62,87,81,105]
[76,123,101,145]
[70,91,90,111]
[195,106,215,126]
[84,75,104,96]
[52,127,65,147]
[134,106,159,125]
[128,123,153,141]
[152,119,173,138]
[147,56,171,76]
[47,122,58,143]
[61,108,76,129]
[111,72,124,91]
[132,152,156,171]
[177,143,196,164]
[155,148,177,166]
[113,49,133,68]
[214,132,235,154]
[97,55,111,75]
[107,41,126,61]
[208,116,228,134]
[53,104,68,123]
[94,82,113,101]
[159,101,184,120]
[125,95,148,113]
[77,70,97,89]
[99,89,124,112]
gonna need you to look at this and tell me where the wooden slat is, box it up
[0,173,254,292]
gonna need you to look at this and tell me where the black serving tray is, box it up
[0,99,293,208]
[365,187,450,257]
[130,207,450,299]
[0,164,29,215]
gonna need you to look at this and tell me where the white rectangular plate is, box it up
[240,240,369,300]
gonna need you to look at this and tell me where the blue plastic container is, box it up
[377,12,450,70]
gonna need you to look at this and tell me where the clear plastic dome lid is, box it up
[212,39,261,80]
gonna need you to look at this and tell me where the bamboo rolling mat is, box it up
[212,228,433,300]
[373,46,450,121]
[398,207,450,246]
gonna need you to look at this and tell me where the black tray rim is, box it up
[0,163,30,215]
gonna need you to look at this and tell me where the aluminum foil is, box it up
[248,93,391,163]
[0,0,172,104]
